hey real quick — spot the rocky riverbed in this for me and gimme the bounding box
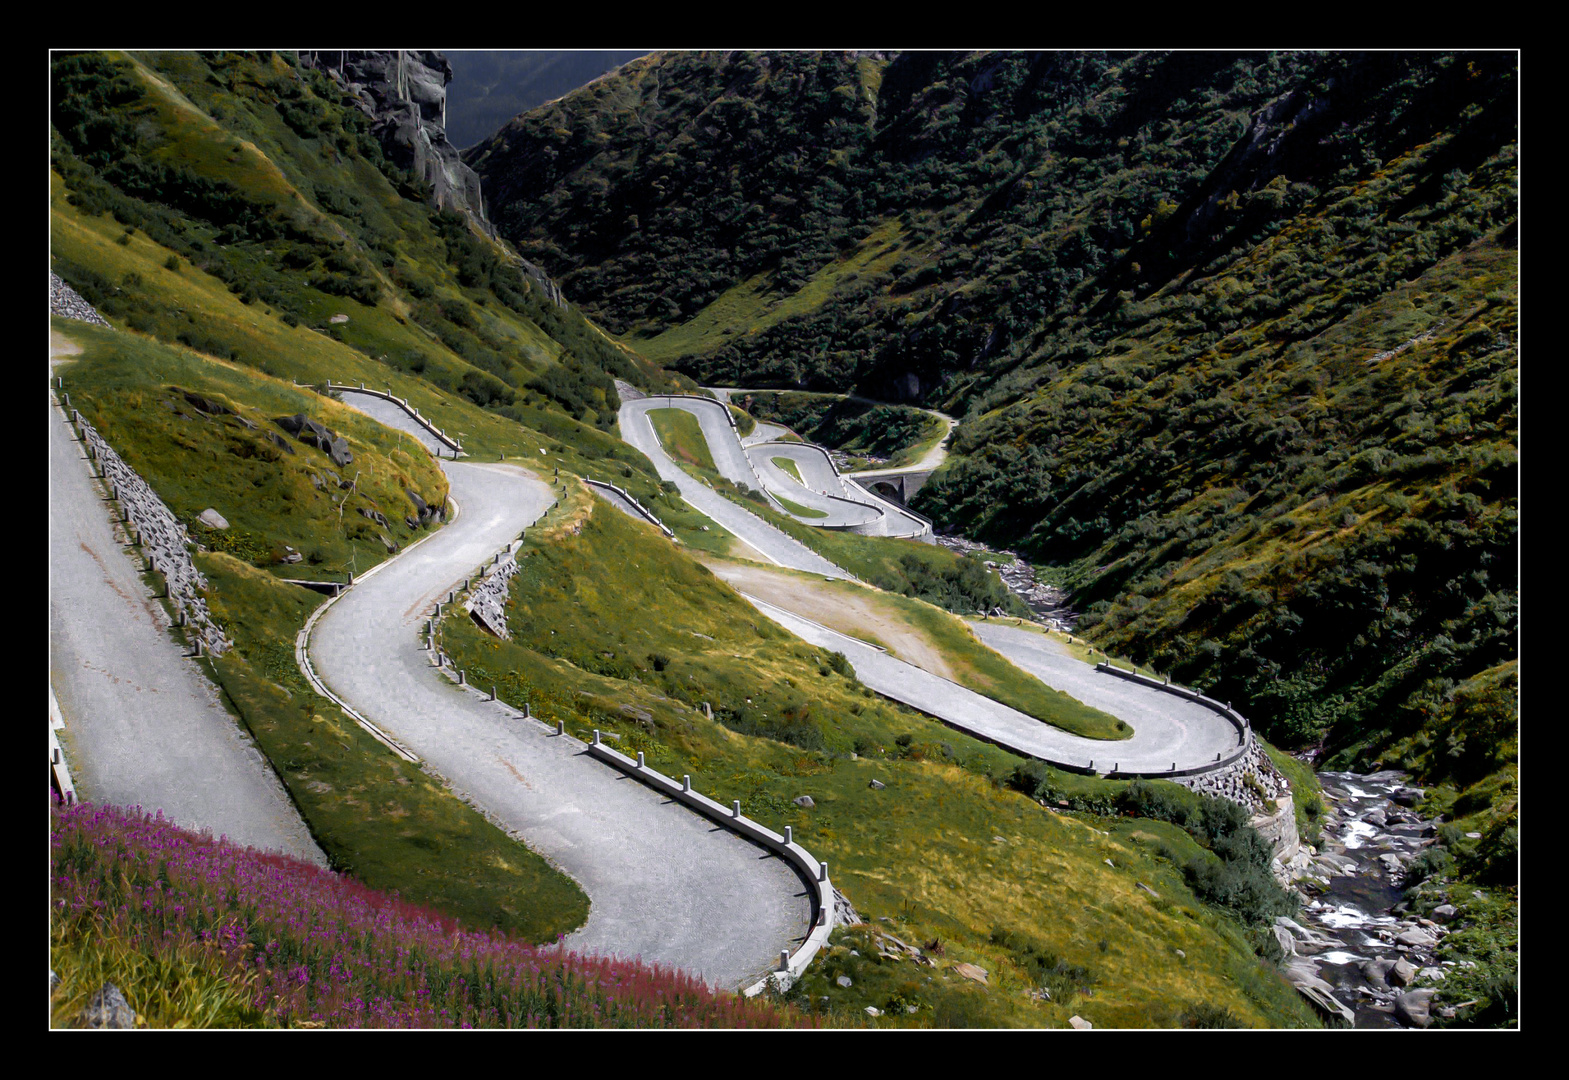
[934,534,1078,631]
[1275,769,1470,1028]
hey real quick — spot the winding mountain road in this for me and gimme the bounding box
[746,443,882,529]
[317,393,812,990]
[619,393,1243,776]
[618,396,851,578]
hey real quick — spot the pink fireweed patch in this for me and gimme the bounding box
[50,797,813,1029]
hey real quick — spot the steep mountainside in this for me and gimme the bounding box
[298,50,489,228]
[444,51,651,150]
[50,50,689,430]
[471,50,1517,808]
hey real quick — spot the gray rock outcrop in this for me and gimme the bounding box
[1395,988,1437,1028]
[299,52,566,305]
[274,414,353,468]
[833,887,863,927]
[1283,959,1355,1025]
[79,982,135,1029]
[297,51,488,229]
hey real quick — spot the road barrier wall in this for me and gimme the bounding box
[1094,662,1255,778]
[325,383,463,455]
[67,403,231,657]
[581,734,835,996]
[584,479,675,537]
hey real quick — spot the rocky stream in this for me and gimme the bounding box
[1275,769,1473,1028]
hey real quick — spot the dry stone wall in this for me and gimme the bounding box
[464,541,522,639]
[74,413,231,656]
[50,272,113,328]
[1171,737,1291,814]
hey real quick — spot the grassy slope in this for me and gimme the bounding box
[50,167,583,468]
[52,320,589,942]
[771,456,805,484]
[124,49,566,372]
[56,320,448,578]
[629,220,911,365]
[715,484,1030,619]
[647,407,719,473]
[51,909,282,1029]
[768,492,829,519]
[728,402,756,437]
[438,491,1319,1028]
[699,558,1132,741]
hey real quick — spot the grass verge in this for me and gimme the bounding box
[200,552,589,942]
[772,456,805,484]
[699,557,1130,740]
[649,407,719,473]
[769,491,829,519]
[436,494,1320,1028]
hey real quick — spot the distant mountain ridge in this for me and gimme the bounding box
[466,50,1518,796]
[444,51,650,150]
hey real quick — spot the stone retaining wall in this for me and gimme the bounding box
[71,408,231,657]
[1170,737,1292,815]
[1093,661,1290,807]
[464,541,523,639]
[50,272,113,328]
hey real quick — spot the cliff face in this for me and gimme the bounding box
[300,50,489,228]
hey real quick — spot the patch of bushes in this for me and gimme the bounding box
[988,928,1097,1006]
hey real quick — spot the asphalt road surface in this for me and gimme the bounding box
[48,376,325,864]
[619,398,850,579]
[744,597,1239,773]
[318,404,811,989]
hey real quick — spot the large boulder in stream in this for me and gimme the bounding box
[1284,959,1355,1026]
[1395,988,1437,1028]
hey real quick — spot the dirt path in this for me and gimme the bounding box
[51,328,83,363]
[697,556,959,681]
